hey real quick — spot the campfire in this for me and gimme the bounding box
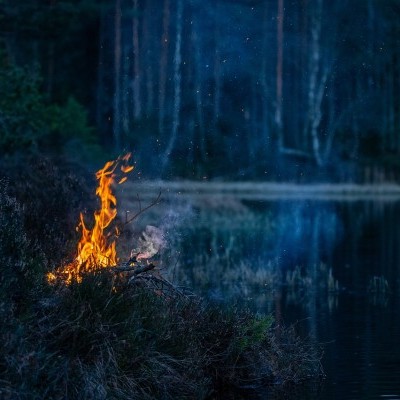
[48,153,136,284]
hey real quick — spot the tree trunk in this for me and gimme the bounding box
[213,0,221,131]
[162,0,183,171]
[260,1,270,156]
[192,17,206,163]
[275,0,284,150]
[306,0,325,166]
[96,4,106,131]
[113,0,122,151]
[367,0,374,90]
[158,0,170,136]
[323,76,336,162]
[143,0,154,117]
[300,0,309,148]
[132,0,141,120]
[388,62,395,150]
[122,45,130,135]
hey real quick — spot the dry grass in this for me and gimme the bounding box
[0,161,323,399]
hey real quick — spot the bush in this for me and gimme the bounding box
[0,162,322,399]
[0,182,45,311]
[0,156,92,266]
[0,270,322,399]
[0,59,48,153]
[0,53,101,160]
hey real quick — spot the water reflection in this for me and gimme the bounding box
[168,198,400,399]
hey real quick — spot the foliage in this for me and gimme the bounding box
[0,271,321,399]
[0,59,48,153]
[49,97,94,143]
[0,182,45,311]
[2,0,400,180]
[0,53,100,159]
[0,156,91,265]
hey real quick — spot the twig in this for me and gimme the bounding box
[123,191,162,227]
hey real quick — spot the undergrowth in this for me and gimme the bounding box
[0,272,322,399]
[0,163,323,399]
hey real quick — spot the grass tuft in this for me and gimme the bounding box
[0,163,323,399]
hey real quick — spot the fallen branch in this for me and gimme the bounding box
[100,259,155,273]
[113,263,156,275]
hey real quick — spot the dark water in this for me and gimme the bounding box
[177,199,400,399]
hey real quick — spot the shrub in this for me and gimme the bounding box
[0,268,322,399]
[0,59,48,153]
[0,182,45,311]
[0,53,100,160]
[0,156,92,266]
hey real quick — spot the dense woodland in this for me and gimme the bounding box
[1,0,400,181]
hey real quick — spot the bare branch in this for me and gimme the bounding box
[123,191,162,226]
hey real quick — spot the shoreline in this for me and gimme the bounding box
[120,180,400,201]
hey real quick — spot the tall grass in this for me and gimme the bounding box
[1,271,322,399]
[0,162,323,399]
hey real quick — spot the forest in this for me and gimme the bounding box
[2,1,400,398]
[1,0,400,181]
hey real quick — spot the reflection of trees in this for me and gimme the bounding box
[164,199,400,396]
[336,201,400,291]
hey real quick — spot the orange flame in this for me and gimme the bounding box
[49,154,134,284]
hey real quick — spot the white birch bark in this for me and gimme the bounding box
[162,0,183,170]
[158,0,170,135]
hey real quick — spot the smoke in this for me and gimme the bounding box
[134,225,166,260]
[133,204,194,261]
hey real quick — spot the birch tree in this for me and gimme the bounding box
[132,0,141,120]
[305,0,328,166]
[158,0,170,136]
[162,0,183,171]
[192,17,207,163]
[143,0,154,117]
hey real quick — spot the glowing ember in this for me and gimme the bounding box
[49,153,134,284]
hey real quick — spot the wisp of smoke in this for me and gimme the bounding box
[134,225,166,260]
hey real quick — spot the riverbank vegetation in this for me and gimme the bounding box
[0,160,322,399]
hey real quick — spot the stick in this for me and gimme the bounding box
[110,263,156,275]
[123,191,162,226]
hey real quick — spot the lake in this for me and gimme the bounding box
[122,184,400,398]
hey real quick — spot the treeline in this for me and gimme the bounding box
[1,0,400,181]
